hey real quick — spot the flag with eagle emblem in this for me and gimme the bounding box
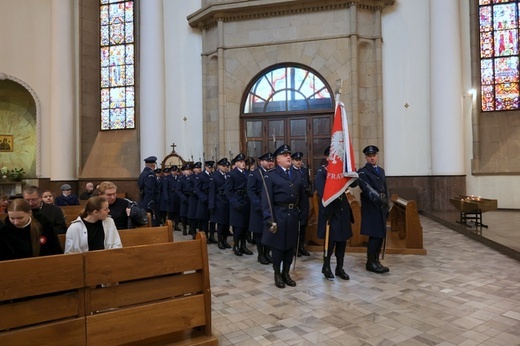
[322,101,358,207]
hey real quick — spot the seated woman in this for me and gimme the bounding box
[64,196,122,253]
[0,198,63,261]
[41,189,55,205]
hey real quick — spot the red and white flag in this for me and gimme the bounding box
[322,101,358,207]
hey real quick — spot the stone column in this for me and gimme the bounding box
[50,0,76,180]
[430,0,464,175]
[140,0,166,162]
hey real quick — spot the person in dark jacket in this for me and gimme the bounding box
[358,145,390,274]
[262,145,306,289]
[225,154,252,256]
[195,161,215,243]
[315,146,356,280]
[0,198,62,261]
[23,186,67,235]
[209,158,231,249]
[54,184,80,206]
[138,156,161,226]
[247,152,274,265]
[176,164,192,235]
[291,152,311,257]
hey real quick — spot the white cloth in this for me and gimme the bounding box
[64,216,122,254]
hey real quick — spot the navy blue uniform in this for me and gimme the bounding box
[176,174,190,219]
[225,167,251,255]
[247,167,267,234]
[209,170,231,249]
[261,165,306,251]
[358,162,388,238]
[138,166,160,224]
[195,170,212,230]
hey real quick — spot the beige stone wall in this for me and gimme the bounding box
[191,0,390,162]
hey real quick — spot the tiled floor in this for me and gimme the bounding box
[177,215,520,345]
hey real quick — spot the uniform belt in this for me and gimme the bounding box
[275,202,296,209]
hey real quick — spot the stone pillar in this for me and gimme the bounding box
[140,0,166,162]
[430,0,464,175]
[50,0,76,180]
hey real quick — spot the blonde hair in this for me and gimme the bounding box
[8,199,42,256]
[97,181,117,195]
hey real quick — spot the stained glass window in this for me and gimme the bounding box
[479,0,520,111]
[244,66,333,113]
[100,0,135,130]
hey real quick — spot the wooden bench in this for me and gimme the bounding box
[83,232,217,345]
[0,232,217,345]
[58,220,173,251]
[60,205,85,227]
[0,254,86,346]
[388,194,426,254]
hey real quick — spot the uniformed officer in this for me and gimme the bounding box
[209,158,231,249]
[225,153,252,256]
[195,161,215,243]
[315,146,356,280]
[159,167,171,224]
[358,145,390,274]
[262,144,306,289]
[187,162,203,239]
[247,152,274,265]
[291,152,311,257]
[176,163,192,235]
[138,156,161,226]
[168,165,181,231]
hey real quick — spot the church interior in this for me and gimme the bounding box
[1,0,520,344]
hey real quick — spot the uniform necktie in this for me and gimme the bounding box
[375,166,380,174]
[286,169,290,178]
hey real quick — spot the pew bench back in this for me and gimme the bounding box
[0,254,86,346]
[83,232,216,345]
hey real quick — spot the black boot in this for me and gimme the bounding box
[240,238,253,255]
[217,234,225,250]
[232,238,242,256]
[257,244,269,265]
[246,231,252,244]
[182,223,187,236]
[322,256,334,279]
[335,257,350,280]
[282,264,296,287]
[208,231,217,244]
[264,246,273,263]
[366,254,385,274]
[274,266,285,289]
[298,235,310,257]
[205,231,210,244]
[376,253,390,272]
[222,235,231,248]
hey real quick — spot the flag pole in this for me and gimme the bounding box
[323,79,343,258]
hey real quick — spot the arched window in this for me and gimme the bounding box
[479,0,520,111]
[100,0,135,130]
[241,64,334,174]
[244,65,333,113]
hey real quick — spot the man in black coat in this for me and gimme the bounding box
[138,156,161,226]
[262,144,306,289]
[225,153,252,256]
[247,152,274,265]
[195,161,215,243]
[23,186,67,234]
[358,145,390,274]
[291,152,311,257]
[176,164,192,235]
[209,158,231,249]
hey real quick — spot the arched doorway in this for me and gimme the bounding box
[240,64,334,179]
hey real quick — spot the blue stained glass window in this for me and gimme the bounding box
[100,0,135,130]
[479,0,520,111]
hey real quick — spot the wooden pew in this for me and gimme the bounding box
[83,232,218,345]
[0,254,86,346]
[58,220,173,250]
[346,192,365,247]
[60,205,85,227]
[388,194,426,254]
